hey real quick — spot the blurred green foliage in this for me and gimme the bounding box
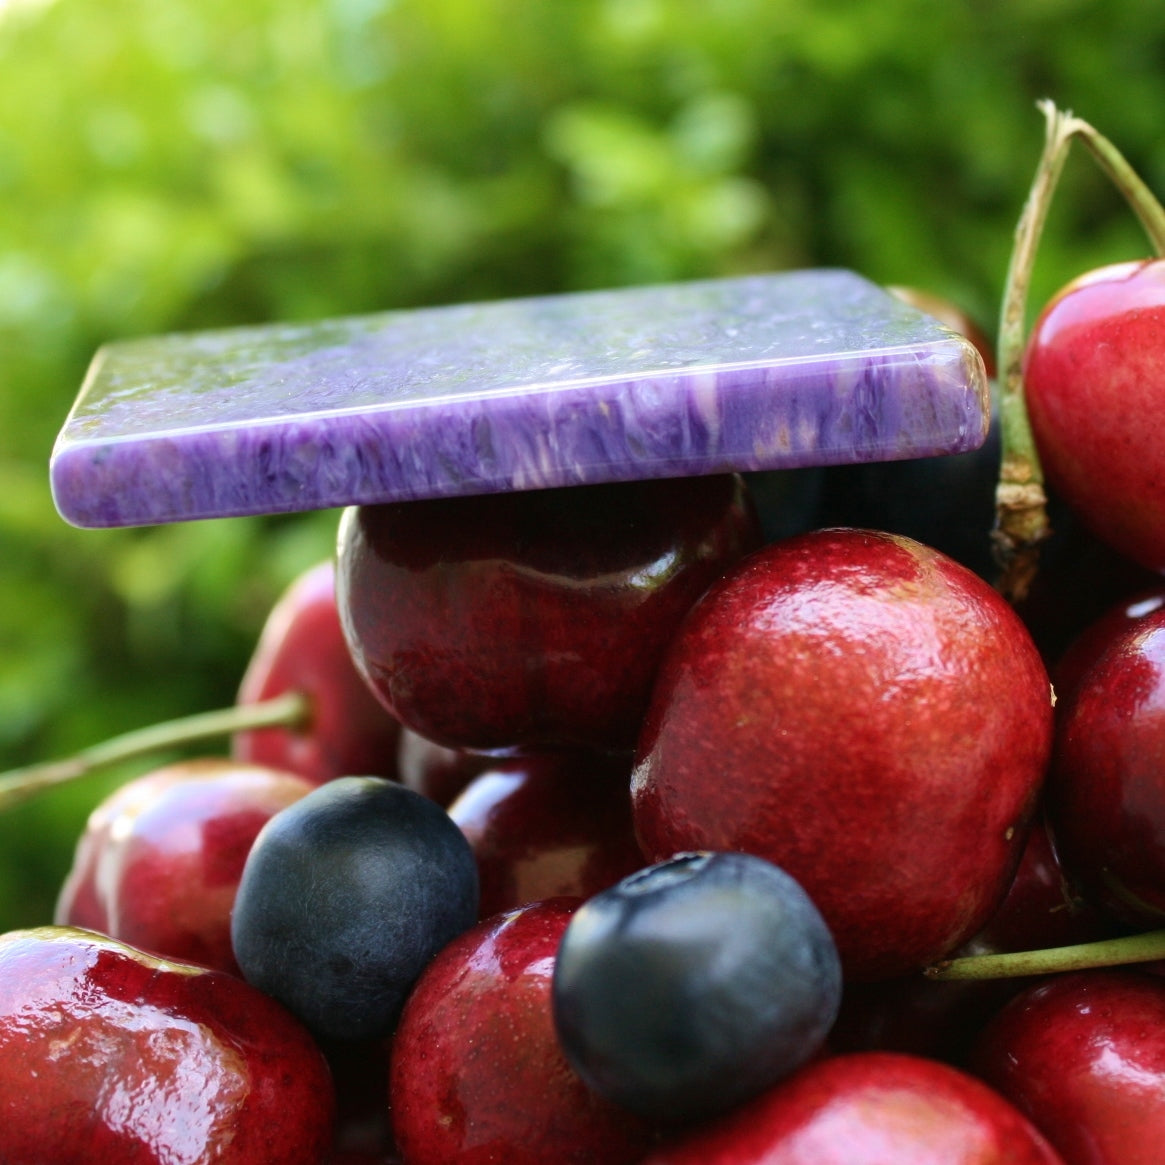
[2,0,1164,929]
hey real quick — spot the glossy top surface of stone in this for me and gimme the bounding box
[51,268,990,527]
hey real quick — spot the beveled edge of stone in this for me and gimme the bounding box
[50,274,990,529]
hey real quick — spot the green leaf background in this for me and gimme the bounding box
[2,0,1163,929]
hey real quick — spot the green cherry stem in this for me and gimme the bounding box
[1070,116,1165,257]
[0,690,311,812]
[925,928,1165,982]
[992,99,1076,603]
[993,101,1165,603]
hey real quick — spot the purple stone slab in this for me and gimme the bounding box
[50,268,989,528]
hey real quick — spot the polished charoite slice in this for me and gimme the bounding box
[50,268,989,528]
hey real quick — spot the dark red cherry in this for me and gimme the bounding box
[830,814,1114,1065]
[973,970,1165,1165]
[1052,587,1165,703]
[389,898,659,1165]
[233,560,402,784]
[447,751,644,919]
[55,758,313,975]
[632,529,1054,980]
[396,726,495,806]
[0,926,335,1164]
[828,937,1015,1068]
[335,474,760,753]
[973,810,1116,957]
[1046,602,1165,928]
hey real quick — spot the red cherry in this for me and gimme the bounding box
[396,726,495,806]
[1024,258,1165,572]
[829,939,1016,1067]
[335,475,761,753]
[389,898,659,1164]
[830,813,1113,1065]
[53,766,189,937]
[1046,602,1165,927]
[632,528,1054,980]
[1052,586,1165,703]
[0,926,335,1164]
[973,810,1116,956]
[55,757,313,975]
[447,752,644,919]
[233,560,402,784]
[973,970,1165,1165]
[640,1052,1063,1164]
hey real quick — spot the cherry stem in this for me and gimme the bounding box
[925,928,1165,982]
[992,100,1076,603]
[1070,118,1165,257]
[993,101,1165,602]
[0,690,311,812]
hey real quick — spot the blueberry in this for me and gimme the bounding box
[551,850,841,1124]
[230,775,479,1042]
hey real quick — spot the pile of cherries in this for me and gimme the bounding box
[5,105,1165,1164]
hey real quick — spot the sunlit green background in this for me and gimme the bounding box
[2,0,1163,930]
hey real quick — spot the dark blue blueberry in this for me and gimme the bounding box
[230,775,479,1042]
[551,850,841,1124]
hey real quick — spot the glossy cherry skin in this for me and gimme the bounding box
[396,726,496,806]
[1046,603,1165,927]
[55,758,314,976]
[53,768,190,937]
[336,474,760,753]
[233,560,402,784]
[1052,587,1165,705]
[1024,258,1165,572]
[632,529,1054,980]
[0,926,335,1164]
[389,898,659,1165]
[974,810,1116,956]
[830,813,1115,1065]
[973,970,1165,1165]
[640,1052,1064,1164]
[447,751,644,919]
